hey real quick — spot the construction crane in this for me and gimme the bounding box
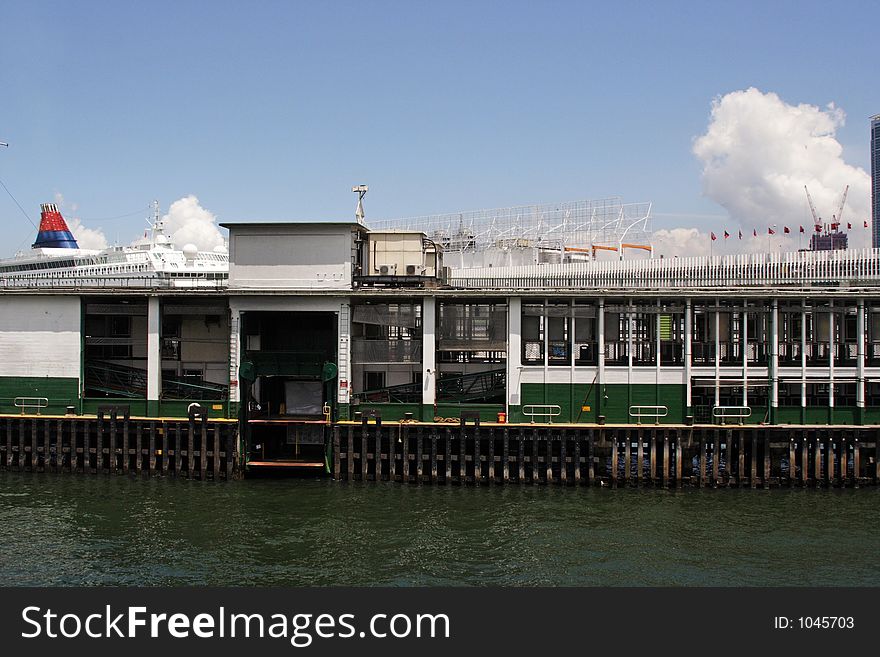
[832,185,849,227]
[804,185,821,232]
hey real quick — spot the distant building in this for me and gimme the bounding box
[873,114,880,248]
[810,230,848,251]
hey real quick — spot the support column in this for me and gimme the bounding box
[801,300,807,424]
[228,306,241,414]
[829,300,835,423]
[598,298,605,420]
[857,299,865,424]
[422,296,437,421]
[507,296,522,421]
[770,299,779,424]
[337,301,351,419]
[714,298,721,410]
[685,299,692,416]
[147,296,161,416]
[742,304,748,409]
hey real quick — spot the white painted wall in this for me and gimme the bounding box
[0,296,81,377]
[228,225,356,289]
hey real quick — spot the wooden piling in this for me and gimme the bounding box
[587,429,595,485]
[332,426,341,479]
[853,432,861,487]
[649,428,656,484]
[487,427,495,484]
[431,430,438,483]
[699,429,706,488]
[518,428,525,482]
[445,428,453,483]
[199,420,207,480]
[814,430,822,489]
[801,429,809,487]
[636,428,644,487]
[611,430,619,489]
[675,430,683,488]
[346,425,354,481]
[416,426,424,484]
[712,429,720,487]
[531,428,539,485]
[749,429,757,489]
[402,424,410,483]
[458,424,466,484]
[738,430,745,488]
[388,426,397,482]
[661,429,669,488]
[840,431,848,488]
[763,432,770,489]
[502,427,510,484]
[374,424,381,482]
[573,431,580,486]
[212,425,220,480]
[360,421,368,482]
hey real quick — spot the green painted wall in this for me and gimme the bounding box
[81,398,147,416]
[435,403,504,422]
[0,377,79,415]
[519,383,684,424]
[351,403,422,422]
[830,407,858,425]
[158,400,230,419]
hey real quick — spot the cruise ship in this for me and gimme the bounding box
[0,202,228,288]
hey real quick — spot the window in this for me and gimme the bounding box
[363,371,385,391]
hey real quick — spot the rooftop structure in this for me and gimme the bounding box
[872,114,880,248]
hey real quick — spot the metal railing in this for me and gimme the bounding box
[450,248,880,290]
[522,404,562,423]
[14,397,49,415]
[712,405,752,424]
[628,405,668,424]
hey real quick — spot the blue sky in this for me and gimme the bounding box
[0,1,876,255]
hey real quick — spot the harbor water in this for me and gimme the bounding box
[1,471,878,587]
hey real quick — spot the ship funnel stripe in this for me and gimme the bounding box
[32,203,79,249]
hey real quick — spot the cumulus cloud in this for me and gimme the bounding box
[53,192,108,250]
[162,195,226,252]
[692,87,871,247]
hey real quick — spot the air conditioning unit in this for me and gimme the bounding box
[378,264,397,275]
[405,264,417,275]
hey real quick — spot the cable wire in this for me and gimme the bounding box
[0,176,37,229]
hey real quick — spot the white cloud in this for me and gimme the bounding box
[692,87,871,248]
[53,192,108,250]
[162,195,225,252]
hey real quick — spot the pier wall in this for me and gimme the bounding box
[332,422,880,488]
[0,415,241,480]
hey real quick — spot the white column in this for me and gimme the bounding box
[147,296,161,406]
[422,296,437,408]
[742,304,748,407]
[507,296,522,411]
[714,299,721,408]
[598,298,605,385]
[857,299,865,410]
[829,300,835,409]
[337,301,351,406]
[770,299,779,416]
[684,299,692,409]
[801,301,807,409]
[228,306,241,404]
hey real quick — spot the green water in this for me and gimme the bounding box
[0,472,878,586]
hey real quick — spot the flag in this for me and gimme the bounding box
[738,230,742,240]
[710,231,717,241]
[815,225,822,233]
[831,222,839,230]
[799,225,805,233]
[768,227,775,235]
[847,222,852,230]
[723,230,730,239]
[783,226,790,234]
[753,228,757,237]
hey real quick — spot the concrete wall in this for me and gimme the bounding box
[0,296,80,378]
[228,224,357,289]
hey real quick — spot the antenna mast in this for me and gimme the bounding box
[352,185,368,225]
